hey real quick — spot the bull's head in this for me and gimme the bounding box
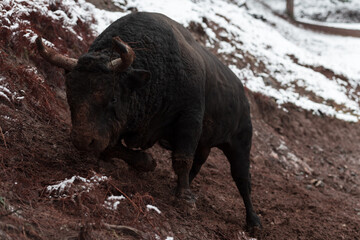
[36,36,150,153]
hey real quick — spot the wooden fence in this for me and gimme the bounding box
[283,0,360,37]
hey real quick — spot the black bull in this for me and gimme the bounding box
[36,12,261,228]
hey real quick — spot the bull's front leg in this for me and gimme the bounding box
[171,113,203,205]
[100,143,156,172]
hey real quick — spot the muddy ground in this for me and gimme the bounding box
[0,1,360,240]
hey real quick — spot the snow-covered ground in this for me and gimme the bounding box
[260,0,360,30]
[0,75,12,104]
[1,0,359,121]
[243,0,360,121]
[262,0,360,23]
[0,0,121,44]
[0,74,23,106]
[294,0,360,23]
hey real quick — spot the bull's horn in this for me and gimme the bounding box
[36,37,77,71]
[107,36,135,72]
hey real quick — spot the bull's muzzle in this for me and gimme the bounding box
[70,129,108,153]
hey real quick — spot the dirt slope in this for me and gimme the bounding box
[0,1,359,240]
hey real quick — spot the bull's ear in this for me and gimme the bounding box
[126,69,151,90]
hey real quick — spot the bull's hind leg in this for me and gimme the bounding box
[220,128,261,228]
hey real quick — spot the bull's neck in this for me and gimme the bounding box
[124,91,155,133]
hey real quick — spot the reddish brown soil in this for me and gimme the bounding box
[1,1,360,240]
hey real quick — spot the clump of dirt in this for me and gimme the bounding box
[1,1,360,240]
[187,20,207,45]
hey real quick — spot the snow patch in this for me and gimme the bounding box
[0,75,23,104]
[104,195,125,210]
[146,204,161,214]
[46,172,108,198]
[155,234,173,240]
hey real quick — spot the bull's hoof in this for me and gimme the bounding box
[246,212,262,229]
[176,188,196,201]
[130,152,157,172]
[175,188,196,212]
[176,189,196,216]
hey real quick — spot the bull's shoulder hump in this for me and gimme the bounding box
[88,12,177,52]
[110,11,178,28]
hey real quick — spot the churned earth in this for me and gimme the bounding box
[0,0,359,239]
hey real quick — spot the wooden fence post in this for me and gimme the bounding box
[286,0,294,19]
